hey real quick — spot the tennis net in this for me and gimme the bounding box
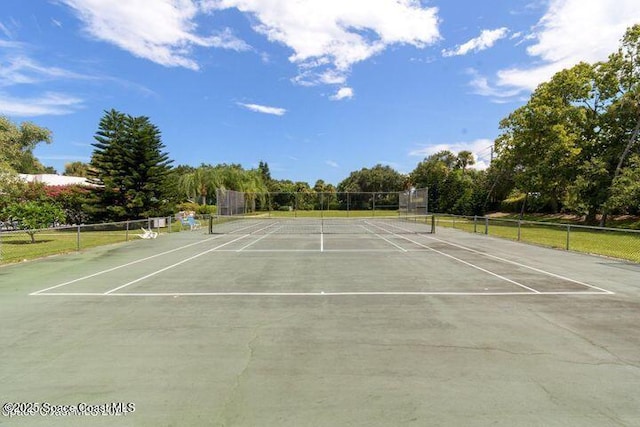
[209,215,435,235]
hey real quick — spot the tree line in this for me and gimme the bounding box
[1,25,639,231]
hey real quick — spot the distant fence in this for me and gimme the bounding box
[0,215,209,265]
[436,214,640,264]
[215,189,429,217]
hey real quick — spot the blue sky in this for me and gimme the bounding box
[2,0,639,185]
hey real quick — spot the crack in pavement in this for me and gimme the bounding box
[532,311,640,370]
[216,312,297,426]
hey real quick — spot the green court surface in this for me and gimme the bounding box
[2,218,640,426]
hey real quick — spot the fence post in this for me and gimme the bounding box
[566,224,571,250]
[473,215,477,233]
[126,221,130,241]
[517,219,521,241]
[347,192,350,217]
[76,224,81,251]
[485,217,489,235]
[168,216,172,233]
[372,192,376,216]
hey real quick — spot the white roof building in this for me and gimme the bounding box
[19,174,91,186]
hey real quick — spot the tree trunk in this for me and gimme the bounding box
[519,193,528,220]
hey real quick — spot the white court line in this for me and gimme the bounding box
[29,234,227,295]
[30,220,270,296]
[236,223,282,251]
[219,249,409,253]
[33,291,612,297]
[103,233,254,295]
[364,221,540,293]
[422,232,613,294]
[379,221,613,294]
[360,223,407,252]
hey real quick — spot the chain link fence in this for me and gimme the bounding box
[0,217,187,265]
[214,190,428,218]
[435,214,640,263]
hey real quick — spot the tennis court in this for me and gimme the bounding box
[2,215,640,425]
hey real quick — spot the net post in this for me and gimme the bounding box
[566,224,571,250]
[431,214,436,234]
[77,224,81,251]
[208,216,213,234]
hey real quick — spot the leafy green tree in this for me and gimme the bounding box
[258,161,274,190]
[88,109,173,221]
[0,116,52,174]
[494,25,640,222]
[63,161,91,177]
[4,201,65,243]
[410,151,455,213]
[607,154,640,215]
[337,164,405,210]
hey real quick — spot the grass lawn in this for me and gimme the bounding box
[436,215,640,264]
[0,228,171,264]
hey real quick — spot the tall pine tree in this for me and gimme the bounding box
[88,109,173,221]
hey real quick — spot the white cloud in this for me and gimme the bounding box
[237,102,286,116]
[442,27,508,57]
[0,91,83,116]
[0,56,94,87]
[467,69,528,102]
[409,138,494,170]
[326,160,339,168]
[59,0,250,70]
[204,0,440,84]
[330,87,354,101]
[478,0,640,99]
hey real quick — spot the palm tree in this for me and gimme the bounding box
[456,150,475,172]
[178,166,222,205]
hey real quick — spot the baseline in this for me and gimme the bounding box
[32,291,610,297]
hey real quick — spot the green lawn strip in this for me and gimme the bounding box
[0,229,161,264]
[435,215,640,263]
[494,213,640,230]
